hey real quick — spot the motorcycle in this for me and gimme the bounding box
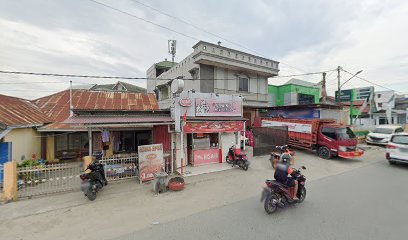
[80,160,108,201]
[260,166,307,214]
[270,145,295,169]
[226,145,250,171]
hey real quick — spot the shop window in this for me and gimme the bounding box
[112,131,152,154]
[55,132,89,160]
[322,127,337,139]
[239,77,249,92]
[379,117,388,125]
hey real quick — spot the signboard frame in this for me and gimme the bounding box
[137,144,164,183]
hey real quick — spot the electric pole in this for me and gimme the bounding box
[337,66,341,102]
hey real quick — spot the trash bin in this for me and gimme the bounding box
[152,172,168,194]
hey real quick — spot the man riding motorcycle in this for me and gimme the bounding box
[273,156,299,201]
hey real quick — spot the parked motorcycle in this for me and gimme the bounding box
[226,145,250,171]
[270,145,295,169]
[80,160,108,201]
[260,166,307,214]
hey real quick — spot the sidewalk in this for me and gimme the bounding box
[0,147,384,240]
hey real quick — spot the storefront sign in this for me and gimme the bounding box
[193,148,219,166]
[179,98,192,107]
[335,89,352,102]
[195,98,242,116]
[261,120,312,133]
[184,121,244,133]
[138,144,164,182]
[266,109,320,119]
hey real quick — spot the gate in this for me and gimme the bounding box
[252,126,288,156]
[17,162,83,198]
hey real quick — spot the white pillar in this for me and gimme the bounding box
[88,127,92,156]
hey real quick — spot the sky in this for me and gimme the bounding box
[0,0,407,99]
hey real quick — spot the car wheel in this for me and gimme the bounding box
[318,146,332,160]
[389,160,396,165]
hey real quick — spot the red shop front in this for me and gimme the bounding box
[184,121,244,167]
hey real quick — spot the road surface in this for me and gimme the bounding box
[114,160,408,240]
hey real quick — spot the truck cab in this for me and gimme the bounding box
[317,125,363,159]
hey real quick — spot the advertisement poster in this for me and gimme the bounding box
[262,120,312,133]
[138,144,164,182]
[184,121,244,133]
[195,98,242,116]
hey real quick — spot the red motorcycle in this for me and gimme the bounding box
[226,146,249,171]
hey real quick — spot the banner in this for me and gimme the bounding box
[184,121,244,133]
[195,98,242,116]
[138,144,164,182]
[261,120,312,133]
[193,149,219,166]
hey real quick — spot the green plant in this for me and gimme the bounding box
[18,159,40,168]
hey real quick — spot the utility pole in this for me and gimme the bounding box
[337,66,341,102]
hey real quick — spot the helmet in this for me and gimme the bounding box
[280,153,291,164]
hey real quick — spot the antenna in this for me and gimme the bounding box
[168,40,176,63]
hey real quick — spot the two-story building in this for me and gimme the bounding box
[147,41,280,126]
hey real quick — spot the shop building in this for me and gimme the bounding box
[34,89,169,161]
[172,91,246,175]
[147,40,279,127]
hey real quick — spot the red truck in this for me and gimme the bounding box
[260,118,364,159]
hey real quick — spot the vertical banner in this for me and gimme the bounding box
[138,144,164,182]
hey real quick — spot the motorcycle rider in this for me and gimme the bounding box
[273,157,299,201]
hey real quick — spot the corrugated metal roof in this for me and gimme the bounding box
[64,115,173,124]
[33,90,159,122]
[0,94,51,127]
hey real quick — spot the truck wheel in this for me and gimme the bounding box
[318,146,331,159]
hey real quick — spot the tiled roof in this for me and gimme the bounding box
[33,90,159,122]
[0,94,50,127]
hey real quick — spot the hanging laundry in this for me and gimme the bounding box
[102,130,110,143]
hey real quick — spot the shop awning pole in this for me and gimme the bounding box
[88,127,92,157]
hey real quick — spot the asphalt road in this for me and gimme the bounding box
[114,160,408,240]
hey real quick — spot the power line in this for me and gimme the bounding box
[91,0,310,76]
[340,68,407,94]
[129,0,306,73]
[88,0,199,41]
[0,69,337,82]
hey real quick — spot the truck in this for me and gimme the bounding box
[260,118,364,159]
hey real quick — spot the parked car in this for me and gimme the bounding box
[386,133,408,164]
[366,125,405,145]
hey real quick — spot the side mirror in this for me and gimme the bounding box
[301,166,306,170]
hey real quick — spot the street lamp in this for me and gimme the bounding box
[340,70,363,89]
[338,70,363,125]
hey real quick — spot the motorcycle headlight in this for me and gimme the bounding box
[339,146,347,152]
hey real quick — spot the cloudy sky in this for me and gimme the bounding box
[0,0,407,99]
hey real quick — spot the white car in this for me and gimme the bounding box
[366,125,405,145]
[386,133,408,164]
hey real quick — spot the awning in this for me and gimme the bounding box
[63,115,173,124]
[184,121,244,133]
[186,116,247,122]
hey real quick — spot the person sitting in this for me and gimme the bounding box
[273,161,299,201]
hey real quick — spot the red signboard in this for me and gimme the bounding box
[184,121,244,133]
[193,149,219,166]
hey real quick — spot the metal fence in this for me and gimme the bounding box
[100,154,138,182]
[17,163,83,198]
[253,126,288,156]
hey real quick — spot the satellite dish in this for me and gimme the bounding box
[171,79,184,94]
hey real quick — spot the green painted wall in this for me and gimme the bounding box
[268,84,321,106]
